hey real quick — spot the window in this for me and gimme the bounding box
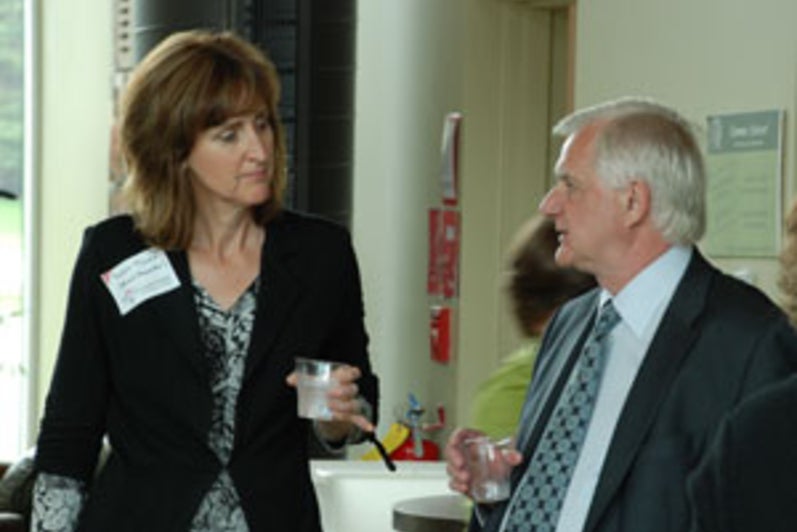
[0,0,29,461]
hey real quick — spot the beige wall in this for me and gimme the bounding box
[574,0,797,300]
[453,2,567,428]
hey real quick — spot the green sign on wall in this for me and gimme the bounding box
[703,110,783,257]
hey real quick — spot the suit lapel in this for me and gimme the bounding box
[244,216,302,380]
[584,252,715,532]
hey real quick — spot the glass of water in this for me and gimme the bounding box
[294,357,343,420]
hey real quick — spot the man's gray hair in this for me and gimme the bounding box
[554,97,706,245]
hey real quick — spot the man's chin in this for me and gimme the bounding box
[554,248,574,268]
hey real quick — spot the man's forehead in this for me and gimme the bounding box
[556,123,601,172]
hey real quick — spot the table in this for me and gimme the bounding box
[392,494,470,532]
[0,513,24,532]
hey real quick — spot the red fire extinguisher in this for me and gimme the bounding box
[390,394,445,461]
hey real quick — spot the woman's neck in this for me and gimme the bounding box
[191,207,264,261]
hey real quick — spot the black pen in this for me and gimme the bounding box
[365,431,397,472]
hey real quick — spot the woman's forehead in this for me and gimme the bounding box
[201,91,269,126]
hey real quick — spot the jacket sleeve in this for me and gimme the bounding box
[323,231,379,426]
[35,226,110,482]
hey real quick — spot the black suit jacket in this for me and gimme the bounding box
[473,250,797,532]
[35,211,379,532]
[688,375,797,532]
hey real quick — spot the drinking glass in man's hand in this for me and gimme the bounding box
[463,435,514,503]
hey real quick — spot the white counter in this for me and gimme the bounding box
[310,460,453,532]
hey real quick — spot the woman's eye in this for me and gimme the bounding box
[217,129,238,143]
[255,116,271,131]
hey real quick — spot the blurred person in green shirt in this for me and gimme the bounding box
[470,215,595,439]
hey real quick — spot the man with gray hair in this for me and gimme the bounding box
[446,97,797,532]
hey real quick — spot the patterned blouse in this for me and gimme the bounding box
[31,279,259,532]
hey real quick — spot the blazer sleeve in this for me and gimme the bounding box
[322,230,379,424]
[35,226,109,481]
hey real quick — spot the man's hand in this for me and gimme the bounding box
[445,428,523,499]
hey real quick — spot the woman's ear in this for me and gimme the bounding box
[180,159,192,178]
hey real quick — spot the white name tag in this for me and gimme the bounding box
[101,248,181,315]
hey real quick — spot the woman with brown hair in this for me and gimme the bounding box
[31,30,378,532]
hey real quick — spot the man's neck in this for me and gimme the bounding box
[598,241,673,295]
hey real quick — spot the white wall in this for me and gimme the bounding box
[34,0,112,418]
[574,0,797,299]
[352,0,464,441]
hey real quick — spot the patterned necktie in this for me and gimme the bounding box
[503,300,621,532]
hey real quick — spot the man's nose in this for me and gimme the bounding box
[539,184,562,215]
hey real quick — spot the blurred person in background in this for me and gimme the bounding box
[470,215,595,440]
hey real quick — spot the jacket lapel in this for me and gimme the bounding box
[584,252,714,531]
[149,249,207,379]
[244,216,302,381]
[144,215,302,384]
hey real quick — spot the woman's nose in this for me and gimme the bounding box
[244,125,269,160]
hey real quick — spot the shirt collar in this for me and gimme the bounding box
[599,245,692,339]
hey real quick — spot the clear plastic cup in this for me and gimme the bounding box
[295,357,342,420]
[463,435,514,503]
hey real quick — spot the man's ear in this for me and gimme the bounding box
[623,179,651,227]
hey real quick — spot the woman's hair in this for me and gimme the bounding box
[119,30,287,249]
[779,200,797,327]
[506,215,596,337]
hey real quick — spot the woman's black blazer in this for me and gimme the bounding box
[35,210,379,531]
